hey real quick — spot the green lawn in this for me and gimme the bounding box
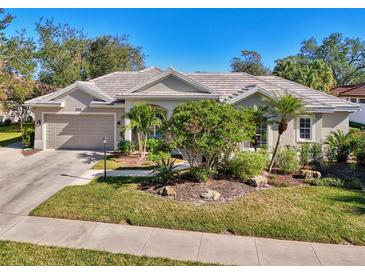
[0,124,22,147]
[0,241,208,266]
[31,176,365,245]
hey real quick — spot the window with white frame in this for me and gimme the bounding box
[349,97,358,103]
[299,117,311,140]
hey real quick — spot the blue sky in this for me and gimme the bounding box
[5,8,365,72]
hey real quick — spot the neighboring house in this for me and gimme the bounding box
[24,67,359,151]
[332,83,365,125]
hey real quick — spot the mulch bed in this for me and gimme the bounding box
[140,178,257,204]
[110,152,155,168]
[21,148,41,157]
[267,170,307,187]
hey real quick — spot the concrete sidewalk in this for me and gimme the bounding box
[0,213,364,265]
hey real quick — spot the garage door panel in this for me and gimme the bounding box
[45,114,114,150]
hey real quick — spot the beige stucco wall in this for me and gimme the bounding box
[233,94,350,150]
[234,93,268,108]
[141,76,201,93]
[32,89,124,149]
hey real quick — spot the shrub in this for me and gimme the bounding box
[354,139,365,165]
[153,158,178,185]
[310,143,323,164]
[326,130,351,162]
[275,146,300,174]
[3,118,12,126]
[299,143,310,167]
[147,151,171,162]
[188,167,216,183]
[307,177,344,188]
[118,140,135,155]
[231,150,267,181]
[21,127,35,148]
[307,177,363,190]
[343,178,363,190]
[147,138,170,154]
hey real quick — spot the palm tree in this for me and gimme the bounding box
[124,104,165,159]
[267,94,305,173]
[326,130,351,162]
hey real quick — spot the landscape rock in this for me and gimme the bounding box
[300,169,321,179]
[158,186,177,197]
[200,189,221,201]
[247,175,268,187]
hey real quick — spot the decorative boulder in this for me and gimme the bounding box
[159,186,177,197]
[247,175,268,187]
[200,189,221,201]
[300,169,321,179]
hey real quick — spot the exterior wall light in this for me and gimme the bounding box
[36,120,41,127]
[116,121,121,127]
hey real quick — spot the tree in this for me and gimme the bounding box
[86,35,145,79]
[124,104,165,159]
[36,19,89,88]
[267,94,305,173]
[300,33,365,86]
[0,10,36,128]
[273,56,336,92]
[230,50,270,75]
[165,100,255,169]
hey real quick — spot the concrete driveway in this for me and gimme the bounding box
[0,142,102,215]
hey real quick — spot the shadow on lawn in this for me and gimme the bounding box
[96,176,151,189]
[330,193,365,215]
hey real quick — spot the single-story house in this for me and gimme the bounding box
[25,67,359,151]
[332,83,365,125]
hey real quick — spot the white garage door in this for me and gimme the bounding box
[45,114,115,150]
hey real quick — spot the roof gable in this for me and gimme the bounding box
[44,81,114,103]
[124,68,218,95]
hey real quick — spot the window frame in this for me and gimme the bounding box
[349,97,358,103]
[297,116,314,143]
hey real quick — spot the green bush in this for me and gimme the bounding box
[275,146,300,174]
[299,143,310,166]
[147,151,171,162]
[354,139,365,165]
[118,140,136,155]
[21,126,35,148]
[147,138,170,154]
[307,177,344,187]
[188,167,216,183]
[231,150,267,181]
[307,177,363,190]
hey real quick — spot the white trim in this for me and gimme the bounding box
[124,67,218,95]
[41,111,117,151]
[24,101,65,108]
[296,115,315,143]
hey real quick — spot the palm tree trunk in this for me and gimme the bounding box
[137,131,143,158]
[268,133,282,173]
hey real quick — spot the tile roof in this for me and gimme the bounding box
[26,67,358,112]
[331,83,365,97]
